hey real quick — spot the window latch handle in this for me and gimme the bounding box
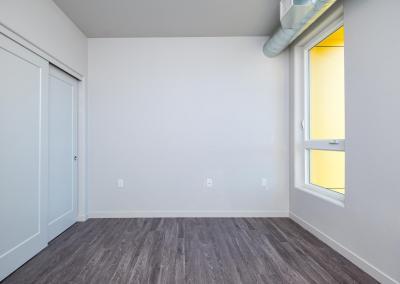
[329,140,340,145]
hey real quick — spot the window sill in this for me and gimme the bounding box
[295,185,345,208]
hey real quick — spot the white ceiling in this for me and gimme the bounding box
[53,0,281,38]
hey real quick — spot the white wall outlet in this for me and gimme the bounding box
[117,178,124,188]
[261,178,269,190]
[206,178,213,188]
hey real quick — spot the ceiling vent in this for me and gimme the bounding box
[263,0,337,57]
[280,0,314,29]
[280,0,294,19]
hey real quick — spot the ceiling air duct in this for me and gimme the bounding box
[263,0,337,57]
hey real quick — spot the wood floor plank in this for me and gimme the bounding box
[2,218,379,284]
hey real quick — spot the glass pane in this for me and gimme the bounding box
[309,150,345,194]
[309,26,345,140]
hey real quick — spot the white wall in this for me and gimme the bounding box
[290,1,400,283]
[0,0,87,76]
[88,37,289,217]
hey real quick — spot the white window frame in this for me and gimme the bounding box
[304,18,345,200]
[292,15,345,205]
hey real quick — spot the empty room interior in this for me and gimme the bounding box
[1,0,399,283]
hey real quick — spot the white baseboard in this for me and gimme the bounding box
[76,215,88,222]
[88,210,289,218]
[290,212,399,284]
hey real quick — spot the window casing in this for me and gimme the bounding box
[302,22,345,200]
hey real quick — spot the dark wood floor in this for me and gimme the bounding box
[3,218,378,284]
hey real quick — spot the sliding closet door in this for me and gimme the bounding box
[0,34,49,281]
[47,66,78,242]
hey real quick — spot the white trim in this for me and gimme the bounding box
[290,212,400,284]
[76,215,88,222]
[295,185,344,207]
[303,17,344,51]
[300,16,346,202]
[88,211,289,218]
[0,23,83,81]
[304,139,345,151]
[77,78,88,223]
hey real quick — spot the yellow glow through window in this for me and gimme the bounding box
[308,26,345,194]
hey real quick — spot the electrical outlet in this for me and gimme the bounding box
[261,178,269,190]
[206,178,213,188]
[117,178,124,188]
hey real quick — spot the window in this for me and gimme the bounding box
[304,25,345,197]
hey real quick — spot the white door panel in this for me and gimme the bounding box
[0,33,49,281]
[47,66,78,242]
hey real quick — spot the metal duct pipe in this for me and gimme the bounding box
[263,0,337,57]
